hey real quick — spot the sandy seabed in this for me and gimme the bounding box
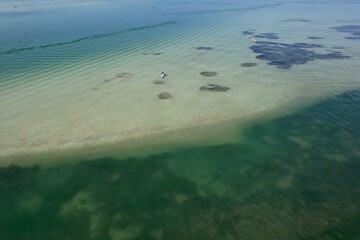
[1,0,360,165]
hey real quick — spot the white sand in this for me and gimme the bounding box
[1,0,360,164]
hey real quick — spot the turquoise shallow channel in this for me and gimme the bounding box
[0,90,359,239]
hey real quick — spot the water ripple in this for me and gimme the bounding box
[0,21,177,56]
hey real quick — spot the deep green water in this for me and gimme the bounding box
[1,90,359,240]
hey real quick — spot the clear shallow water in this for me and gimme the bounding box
[1,0,360,238]
[2,0,360,158]
[0,90,359,239]
[0,0,296,157]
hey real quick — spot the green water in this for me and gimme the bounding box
[0,91,359,239]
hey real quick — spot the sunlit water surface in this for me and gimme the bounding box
[0,0,360,239]
[1,90,359,239]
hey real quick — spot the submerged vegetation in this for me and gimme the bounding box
[249,41,350,69]
[332,25,360,40]
[0,91,359,239]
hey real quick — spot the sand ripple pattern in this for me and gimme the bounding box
[0,21,177,56]
[1,0,359,159]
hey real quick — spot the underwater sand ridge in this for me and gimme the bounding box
[0,38,355,163]
[0,90,359,239]
[1,1,360,166]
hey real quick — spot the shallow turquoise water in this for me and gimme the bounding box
[0,90,359,239]
[1,0,360,239]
